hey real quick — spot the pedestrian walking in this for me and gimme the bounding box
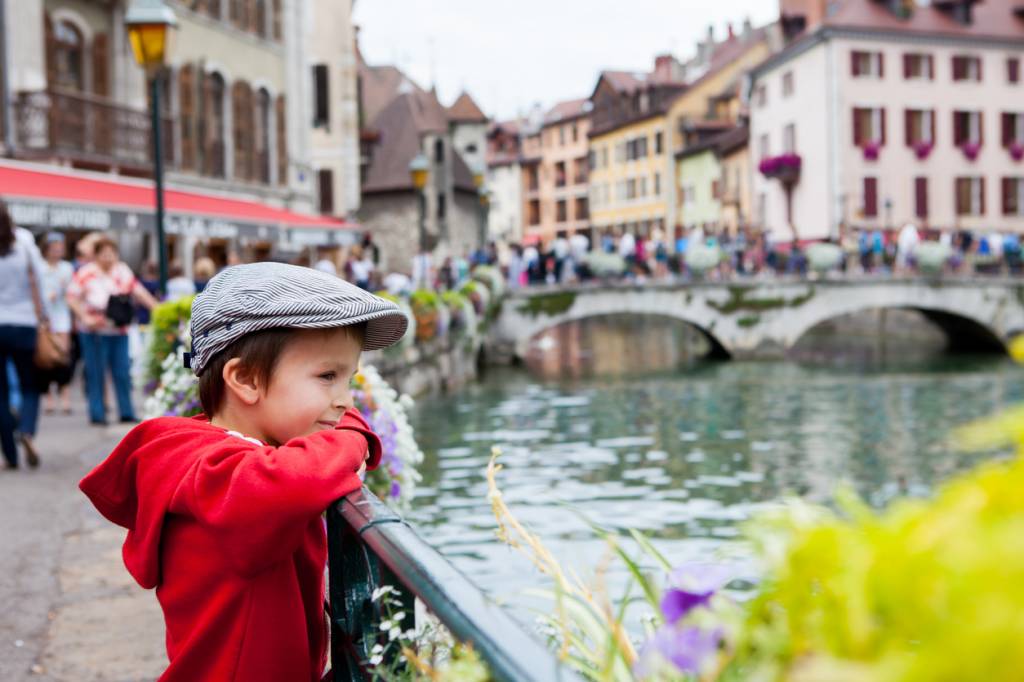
[66,236,158,426]
[35,233,76,416]
[79,262,408,681]
[0,200,46,468]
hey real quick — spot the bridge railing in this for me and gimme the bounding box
[327,487,585,682]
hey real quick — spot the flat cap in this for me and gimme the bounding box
[188,262,408,376]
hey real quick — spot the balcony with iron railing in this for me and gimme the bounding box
[11,88,175,171]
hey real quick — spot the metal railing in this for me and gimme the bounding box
[12,88,175,170]
[327,488,585,682]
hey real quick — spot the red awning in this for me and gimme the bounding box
[0,159,356,234]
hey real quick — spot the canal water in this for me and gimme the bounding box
[407,353,1024,609]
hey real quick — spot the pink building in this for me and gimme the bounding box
[750,0,1024,243]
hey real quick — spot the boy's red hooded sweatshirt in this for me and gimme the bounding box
[79,409,382,682]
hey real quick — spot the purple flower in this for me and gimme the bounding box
[913,141,934,160]
[961,141,982,161]
[389,480,402,498]
[660,563,733,624]
[862,141,881,161]
[1010,142,1024,162]
[635,625,722,677]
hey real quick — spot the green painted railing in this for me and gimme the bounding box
[327,488,586,682]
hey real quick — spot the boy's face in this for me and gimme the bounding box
[255,327,363,446]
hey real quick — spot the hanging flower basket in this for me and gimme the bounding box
[862,141,881,161]
[913,141,934,160]
[758,153,802,183]
[1010,142,1024,163]
[961,142,982,162]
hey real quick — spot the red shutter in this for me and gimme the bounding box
[953,56,964,81]
[979,177,986,215]
[864,177,878,217]
[1003,113,1013,148]
[954,111,965,146]
[905,109,914,146]
[977,57,983,82]
[915,177,928,218]
[978,112,984,146]
[927,55,935,80]
[852,51,860,77]
[853,108,863,146]
[276,94,287,186]
[1005,178,1014,216]
[179,65,196,171]
[1010,58,1021,84]
[903,54,912,79]
[955,179,965,215]
[880,108,887,145]
[878,53,884,79]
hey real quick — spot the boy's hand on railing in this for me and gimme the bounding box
[335,408,383,470]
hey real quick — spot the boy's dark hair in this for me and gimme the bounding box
[197,324,366,416]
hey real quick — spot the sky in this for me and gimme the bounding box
[353,0,779,121]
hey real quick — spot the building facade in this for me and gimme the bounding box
[486,119,523,243]
[521,98,591,243]
[0,0,348,271]
[750,0,1024,243]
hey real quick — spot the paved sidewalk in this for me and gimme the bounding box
[0,402,165,682]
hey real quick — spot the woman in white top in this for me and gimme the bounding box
[35,233,75,415]
[0,200,46,468]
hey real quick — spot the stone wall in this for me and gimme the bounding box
[365,336,483,397]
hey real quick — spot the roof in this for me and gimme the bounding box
[359,63,426,126]
[598,70,648,94]
[446,91,488,123]
[543,97,592,126]
[715,125,750,157]
[361,89,477,194]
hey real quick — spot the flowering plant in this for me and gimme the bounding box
[684,244,722,277]
[1009,142,1024,162]
[912,140,933,160]
[961,141,982,161]
[862,140,881,161]
[806,242,842,273]
[757,154,802,179]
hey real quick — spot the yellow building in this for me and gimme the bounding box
[587,60,685,241]
[665,25,776,235]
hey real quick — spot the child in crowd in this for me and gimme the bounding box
[79,263,408,681]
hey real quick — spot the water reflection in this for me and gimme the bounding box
[408,359,1022,605]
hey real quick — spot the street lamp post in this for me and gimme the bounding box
[125,0,177,295]
[471,162,486,251]
[409,152,430,253]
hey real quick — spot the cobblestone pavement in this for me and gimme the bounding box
[0,398,165,682]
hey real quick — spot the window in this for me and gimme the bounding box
[436,193,446,219]
[655,132,663,155]
[639,176,647,197]
[588,150,597,171]
[179,64,198,171]
[853,107,886,146]
[254,0,268,37]
[312,64,329,128]
[51,19,85,91]
[556,199,567,222]
[272,0,282,40]
[914,177,928,218]
[434,139,445,163]
[574,157,587,184]
[1002,112,1024,147]
[952,55,982,82]
[232,81,255,180]
[1009,57,1021,84]
[953,110,983,146]
[1003,178,1024,216]
[783,123,796,153]
[526,166,538,191]
[204,72,227,178]
[276,94,287,185]
[255,89,272,183]
[572,124,578,142]
[904,109,935,146]
[575,196,589,221]
[955,177,985,215]
[711,179,721,200]
[559,126,566,146]
[863,177,878,217]
[601,148,608,167]
[782,71,794,96]
[759,133,769,161]
[626,178,637,200]
[528,199,540,225]
[903,53,934,80]
[851,50,884,78]
[555,161,566,188]
[654,172,661,197]
[318,169,334,214]
[755,84,766,108]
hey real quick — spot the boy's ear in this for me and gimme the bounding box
[222,358,261,406]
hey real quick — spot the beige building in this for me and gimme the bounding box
[522,98,591,243]
[0,0,354,271]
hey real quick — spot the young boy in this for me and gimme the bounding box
[80,262,408,681]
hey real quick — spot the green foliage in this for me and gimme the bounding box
[145,296,195,386]
[410,289,441,311]
[708,286,815,315]
[517,291,578,317]
[736,315,760,328]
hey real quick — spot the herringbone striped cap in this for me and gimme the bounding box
[187,262,408,376]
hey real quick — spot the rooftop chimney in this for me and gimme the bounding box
[742,17,753,38]
[727,22,735,40]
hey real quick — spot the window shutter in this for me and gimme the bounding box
[92,33,109,97]
[853,108,863,146]
[880,108,887,144]
[955,179,965,215]
[878,53,884,78]
[318,168,334,215]
[272,0,282,40]
[276,94,287,185]
[864,177,878,217]
[179,65,196,171]
[977,57,983,82]
[954,111,965,146]
[979,177,986,215]
[915,177,928,218]
[905,109,914,146]
[1003,113,1013,148]
[1005,178,1014,216]
[927,55,934,80]
[953,56,964,81]
[44,13,57,88]
[978,111,984,146]
[903,54,912,79]
[233,82,253,181]
[851,51,860,77]
[1010,58,1021,84]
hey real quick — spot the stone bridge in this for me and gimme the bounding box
[491,278,1024,360]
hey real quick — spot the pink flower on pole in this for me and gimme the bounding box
[961,142,982,161]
